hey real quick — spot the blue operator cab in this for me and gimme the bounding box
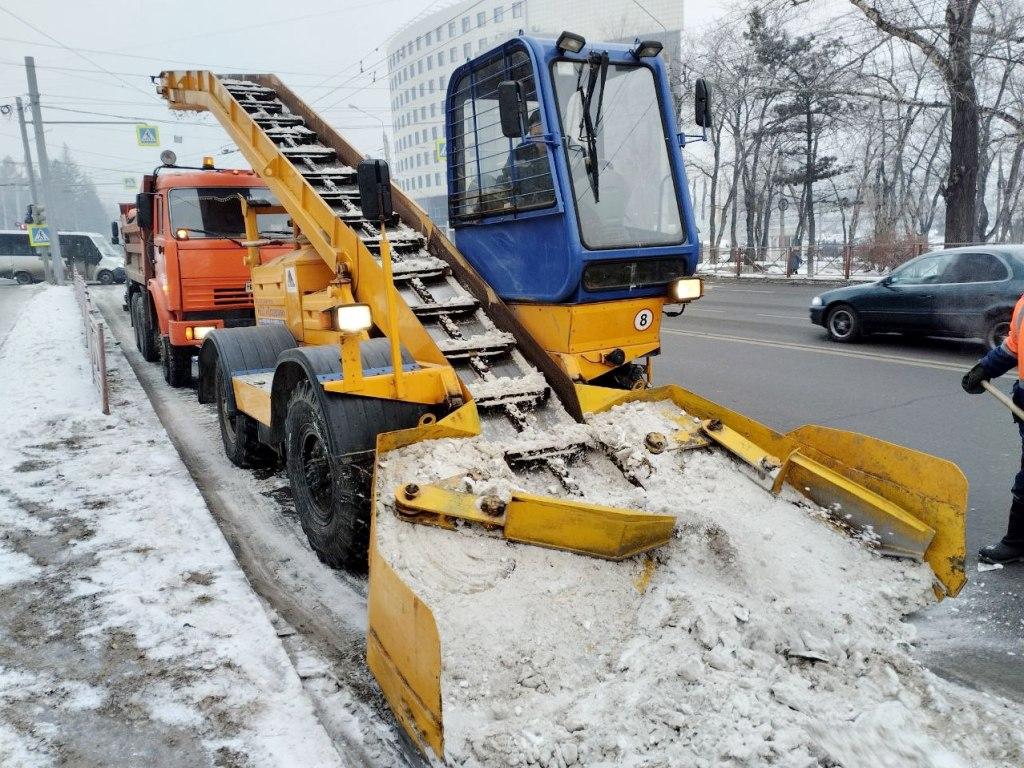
[444,32,710,387]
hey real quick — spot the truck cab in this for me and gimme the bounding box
[121,161,290,386]
[446,34,704,386]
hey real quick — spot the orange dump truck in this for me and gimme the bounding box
[119,158,290,386]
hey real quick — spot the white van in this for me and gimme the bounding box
[0,230,125,285]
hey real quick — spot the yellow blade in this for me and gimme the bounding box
[394,485,676,560]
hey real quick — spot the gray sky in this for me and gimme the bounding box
[0,0,726,220]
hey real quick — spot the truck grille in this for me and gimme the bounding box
[182,280,253,311]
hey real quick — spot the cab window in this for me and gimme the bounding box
[168,187,289,238]
[59,234,101,265]
[448,47,555,222]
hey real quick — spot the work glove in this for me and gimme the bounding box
[961,364,989,395]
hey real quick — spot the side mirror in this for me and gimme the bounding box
[357,158,393,221]
[135,192,153,230]
[498,80,528,139]
[110,221,120,245]
[695,78,712,128]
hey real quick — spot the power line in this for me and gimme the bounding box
[0,4,154,98]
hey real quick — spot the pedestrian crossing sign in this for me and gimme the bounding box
[28,224,51,247]
[136,124,160,147]
[434,138,446,163]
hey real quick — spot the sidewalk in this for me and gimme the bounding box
[0,286,348,767]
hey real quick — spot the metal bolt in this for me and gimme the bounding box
[644,432,668,454]
[403,483,420,500]
[706,419,723,432]
[480,495,506,517]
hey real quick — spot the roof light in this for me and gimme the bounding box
[632,40,664,59]
[159,149,177,166]
[175,228,189,240]
[202,155,215,169]
[335,304,373,335]
[556,31,586,54]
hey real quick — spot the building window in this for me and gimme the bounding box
[436,26,443,41]
[416,36,422,50]
[432,125,439,139]
[431,103,437,117]
[426,31,432,46]
[477,11,486,26]
[449,21,456,36]
[463,42,472,58]
[450,46,458,63]
[426,174,432,188]
[494,6,504,22]
[418,60,424,74]
[435,172,442,186]
[512,2,523,18]
[479,38,487,51]
[429,81,435,93]
[419,83,425,98]
[440,75,447,88]
[449,47,555,221]
[437,50,445,66]
[462,16,470,32]
[428,58,433,70]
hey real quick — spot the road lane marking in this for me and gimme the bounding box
[755,313,805,321]
[708,288,775,294]
[661,328,970,372]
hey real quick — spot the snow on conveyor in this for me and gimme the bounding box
[0,287,347,767]
[376,399,1024,768]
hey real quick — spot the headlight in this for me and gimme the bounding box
[811,296,823,307]
[668,277,703,303]
[335,303,373,334]
[184,326,215,341]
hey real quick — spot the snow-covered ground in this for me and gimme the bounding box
[0,286,348,766]
[376,399,1024,768]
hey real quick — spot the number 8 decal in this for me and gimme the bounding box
[634,309,654,331]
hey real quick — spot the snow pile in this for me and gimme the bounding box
[0,287,345,767]
[376,399,1024,767]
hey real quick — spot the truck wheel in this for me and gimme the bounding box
[97,270,114,285]
[133,293,160,362]
[215,364,274,468]
[161,336,193,388]
[14,271,32,286]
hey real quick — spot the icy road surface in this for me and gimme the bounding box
[0,286,347,766]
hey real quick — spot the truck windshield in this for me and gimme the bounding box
[168,187,290,239]
[551,60,684,250]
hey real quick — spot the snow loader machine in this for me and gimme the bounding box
[156,32,967,762]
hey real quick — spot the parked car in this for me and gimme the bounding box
[0,229,125,285]
[810,246,1024,350]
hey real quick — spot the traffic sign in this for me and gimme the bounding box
[434,138,446,163]
[123,176,137,191]
[136,124,160,147]
[28,224,51,247]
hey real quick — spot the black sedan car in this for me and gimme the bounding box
[810,246,1024,350]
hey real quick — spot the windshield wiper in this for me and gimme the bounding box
[576,51,609,202]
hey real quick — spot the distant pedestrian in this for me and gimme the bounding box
[962,292,1024,564]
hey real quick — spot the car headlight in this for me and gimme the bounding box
[811,296,823,307]
[668,277,704,303]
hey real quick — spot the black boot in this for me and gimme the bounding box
[978,499,1024,564]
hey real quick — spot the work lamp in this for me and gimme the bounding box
[336,304,373,334]
[668,277,703,303]
[633,40,664,58]
[556,31,586,54]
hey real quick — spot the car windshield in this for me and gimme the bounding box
[90,235,120,259]
[168,187,290,239]
[550,60,684,250]
[888,253,956,285]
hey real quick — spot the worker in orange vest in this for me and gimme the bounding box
[963,294,1024,564]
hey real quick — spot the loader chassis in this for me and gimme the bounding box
[155,36,967,762]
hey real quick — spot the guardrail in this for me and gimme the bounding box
[72,268,110,415]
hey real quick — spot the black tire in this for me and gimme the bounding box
[161,336,193,388]
[283,378,424,571]
[97,270,114,285]
[134,292,160,362]
[14,271,32,286]
[214,363,274,468]
[826,304,862,343]
[985,315,1011,352]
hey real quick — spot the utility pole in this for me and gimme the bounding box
[15,95,50,282]
[25,56,65,285]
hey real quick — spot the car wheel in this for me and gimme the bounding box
[826,304,862,343]
[985,315,1011,352]
[14,271,32,286]
[97,270,114,285]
